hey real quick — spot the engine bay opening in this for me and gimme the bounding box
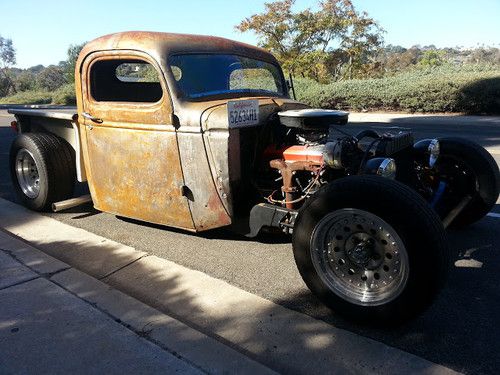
[231,108,415,217]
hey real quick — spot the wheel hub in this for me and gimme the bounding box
[345,233,376,266]
[311,208,409,306]
[15,148,40,199]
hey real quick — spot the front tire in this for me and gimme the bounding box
[292,175,449,324]
[10,133,76,211]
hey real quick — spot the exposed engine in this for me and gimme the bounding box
[279,109,357,169]
[261,109,414,209]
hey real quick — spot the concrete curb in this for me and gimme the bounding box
[0,227,277,375]
[51,268,277,375]
[0,198,460,374]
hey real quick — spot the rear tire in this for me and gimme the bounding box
[292,175,449,324]
[10,133,76,211]
[436,137,499,227]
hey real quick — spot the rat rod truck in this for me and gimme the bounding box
[8,32,499,323]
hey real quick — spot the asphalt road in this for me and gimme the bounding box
[1,110,499,374]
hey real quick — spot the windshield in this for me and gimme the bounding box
[168,54,287,99]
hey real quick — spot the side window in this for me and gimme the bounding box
[90,59,163,103]
[229,68,278,92]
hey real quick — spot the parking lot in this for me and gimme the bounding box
[1,109,499,374]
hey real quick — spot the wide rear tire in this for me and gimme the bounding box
[435,137,499,227]
[293,175,449,324]
[10,133,76,211]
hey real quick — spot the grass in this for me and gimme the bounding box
[0,84,76,105]
[0,90,53,105]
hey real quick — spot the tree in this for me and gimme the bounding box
[418,50,446,67]
[236,0,383,82]
[379,46,422,73]
[384,45,407,54]
[0,35,17,95]
[14,70,37,92]
[63,42,86,83]
[466,47,500,65]
[28,64,45,74]
[36,65,66,91]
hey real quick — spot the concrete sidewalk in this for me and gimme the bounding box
[0,229,276,375]
[0,198,459,375]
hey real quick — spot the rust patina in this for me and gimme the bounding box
[75,31,306,232]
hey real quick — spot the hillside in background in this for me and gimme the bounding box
[2,0,500,113]
[1,45,499,113]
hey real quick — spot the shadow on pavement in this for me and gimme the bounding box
[277,218,500,375]
[116,214,291,244]
[1,111,499,373]
[0,204,461,374]
[2,199,499,374]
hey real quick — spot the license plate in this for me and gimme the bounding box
[227,100,259,128]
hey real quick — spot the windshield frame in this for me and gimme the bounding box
[166,52,290,102]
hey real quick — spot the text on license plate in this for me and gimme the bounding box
[227,100,259,128]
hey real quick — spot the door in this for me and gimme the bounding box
[80,51,194,230]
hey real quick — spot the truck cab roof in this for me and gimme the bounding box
[77,31,279,68]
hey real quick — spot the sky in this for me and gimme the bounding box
[2,0,499,69]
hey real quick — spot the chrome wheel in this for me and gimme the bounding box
[15,148,41,199]
[310,208,409,306]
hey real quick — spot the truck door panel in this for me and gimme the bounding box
[81,52,194,230]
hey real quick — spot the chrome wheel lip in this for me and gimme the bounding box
[15,148,40,199]
[310,208,409,307]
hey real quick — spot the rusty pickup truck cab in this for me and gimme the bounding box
[11,32,306,231]
[8,32,499,324]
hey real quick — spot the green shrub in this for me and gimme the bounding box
[52,83,76,105]
[0,84,77,105]
[295,65,500,114]
[0,90,52,104]
[1,65,499,113]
